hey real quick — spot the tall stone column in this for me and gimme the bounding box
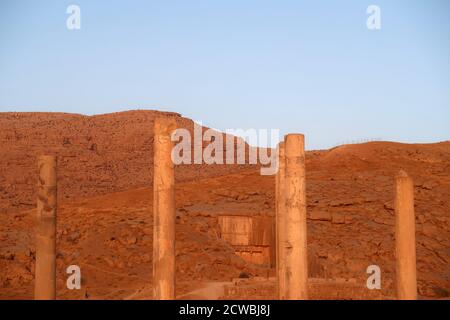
[395,170,417,300]
[284,134,308,300]
[276,142,287,300]
[35,155,57,300]
[153,117,177,300]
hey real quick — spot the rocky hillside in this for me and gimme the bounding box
[0,110,253,214]
[0,111,448,299]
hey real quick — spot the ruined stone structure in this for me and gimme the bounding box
[222,277,386,300]
[153,118,177,300]
[218,215,275,267]
[395,170,417,300]
[27,127,422,301]
[284,134,308,300]
[275,142,286,299]
[34,156,57,300]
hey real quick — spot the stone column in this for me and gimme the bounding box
[284,134,308,300]
[276,142,287,300]
[35,155,57,300]
[153,117,177,300]
[395,170,417,300]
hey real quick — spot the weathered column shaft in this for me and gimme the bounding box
[276,142,287,300]
[395,170,417,300]
[153,118,176,300]
[284,134,308,300]
[35,155,57,300]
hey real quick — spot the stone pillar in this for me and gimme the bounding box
[284,134,308,300]
[35,155,57,300]
[276,142,287,300]
[153,117,177,300]
[395,170,417,300]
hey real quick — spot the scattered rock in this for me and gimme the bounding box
[417,181,438,191]
[126,236,137,245]
[310,212,331,221]
[104,256,115,268]
[332,213,345,224]
[383,201,394,211]
[67,232,81,243]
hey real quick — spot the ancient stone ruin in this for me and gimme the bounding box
[218,214,275,267]
[33,117,418,300]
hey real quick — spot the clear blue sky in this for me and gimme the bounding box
[0,0,449,149]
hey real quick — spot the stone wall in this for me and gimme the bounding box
[222,277,387,300]
[218,215,275,267]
